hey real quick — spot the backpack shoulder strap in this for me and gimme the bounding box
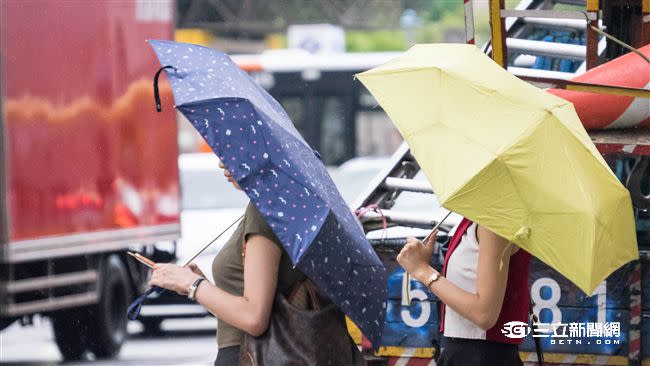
[441,218,473,276]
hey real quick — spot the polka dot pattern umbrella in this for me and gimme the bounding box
[149,40,388,346]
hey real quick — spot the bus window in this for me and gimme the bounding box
[355,111,401,157]
[356,89,402,157]
[278,96,307,139]
[319,96,347,165]
[278,94,353,166]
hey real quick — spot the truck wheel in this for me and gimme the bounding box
[87,254,132,358]
[51,309,90,360]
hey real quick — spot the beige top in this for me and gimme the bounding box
[211,202,303,349]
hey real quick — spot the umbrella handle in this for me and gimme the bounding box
[181,214,245,267]
[153,65,175,112]
[124,213,244,321]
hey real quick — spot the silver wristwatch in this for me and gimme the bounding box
[187,277,205,301]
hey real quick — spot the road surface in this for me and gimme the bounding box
[1,315,219,365]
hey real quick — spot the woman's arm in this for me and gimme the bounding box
[397,226,516,330]
[150,233,281,336]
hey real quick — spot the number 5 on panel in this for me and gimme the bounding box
[400,272,431,328]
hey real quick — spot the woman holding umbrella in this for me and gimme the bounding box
[149,163,304,365]
[397,221,530,365]
[145,39,387,365]
[358,43,637,366]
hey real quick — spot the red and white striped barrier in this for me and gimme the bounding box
[549,45,650,130]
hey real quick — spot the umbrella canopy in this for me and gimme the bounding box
[149,40,387,345]
[356,43,638,295]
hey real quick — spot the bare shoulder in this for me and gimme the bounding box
[476,225,519,254]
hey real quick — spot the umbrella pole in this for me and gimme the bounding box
[405,211,453,305]
[181,214,245,267]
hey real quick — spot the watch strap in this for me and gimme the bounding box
[188,277,205,301]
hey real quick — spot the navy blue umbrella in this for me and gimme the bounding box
[148,40,388,346]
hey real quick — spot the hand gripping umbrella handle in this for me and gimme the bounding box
[126,214,244,320]
[181,214,244,267]
[153,65,175,112]
[405,211,453,305]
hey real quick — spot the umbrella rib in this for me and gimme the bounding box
[358,65,439,78]
[551,106,624,229]
[553,115,611,289]
[483,111,583,238]
[252,103,313,150]
[242,80,293,126]
[249,105,333,261]
[363,62,541,107]
[257,132,326,206]
[552,104,618,179]
[414,107,545,207]
[444,111,553,240]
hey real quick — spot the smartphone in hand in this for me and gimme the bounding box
[127,252,156,268]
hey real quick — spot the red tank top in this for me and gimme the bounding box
[439,218,531,344]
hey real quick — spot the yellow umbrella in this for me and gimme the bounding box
[356,43,638,295]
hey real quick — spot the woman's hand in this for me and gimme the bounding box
[191,233,282,337]
[149,263,201,296]
[397,231,438,283]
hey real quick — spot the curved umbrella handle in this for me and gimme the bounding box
[153,65,175,112]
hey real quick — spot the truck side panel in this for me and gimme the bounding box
[1,0,179,245]
[1,66,7,251]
